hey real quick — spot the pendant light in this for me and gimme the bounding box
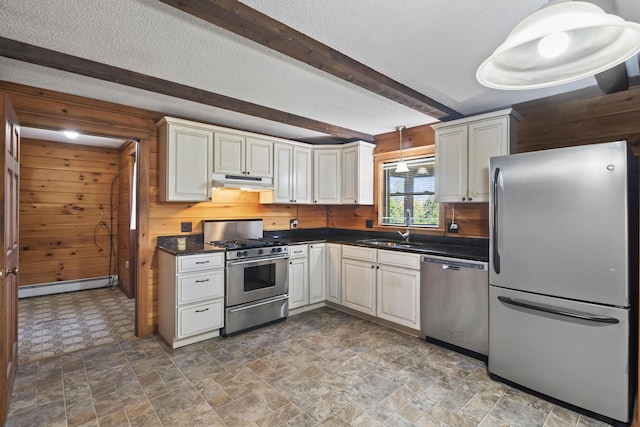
[395,125,409,173]
[476,1,640,90]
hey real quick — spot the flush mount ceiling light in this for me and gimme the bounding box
[395,125,409,173]
[476,1,640,90]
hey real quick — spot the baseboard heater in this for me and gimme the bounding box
[19,275,119,299]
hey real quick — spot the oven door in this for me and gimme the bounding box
[226,256,288,306]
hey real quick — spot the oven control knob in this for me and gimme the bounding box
[271,247,277,253]
[258,249,264,255]
[277,247,283,253]
[242,251,249,257]
[236,251,243,257]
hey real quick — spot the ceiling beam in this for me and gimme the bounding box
[0,37,373,142]
[157,0,461,121]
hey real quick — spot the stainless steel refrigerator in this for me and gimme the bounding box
[489,140,637,425]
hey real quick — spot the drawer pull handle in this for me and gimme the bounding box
[195,308,210,313]
[195,279,210,283]
[195,260,210,264]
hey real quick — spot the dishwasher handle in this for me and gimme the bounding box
[421,256,488,271]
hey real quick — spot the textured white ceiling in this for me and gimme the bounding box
[1,0,639,143]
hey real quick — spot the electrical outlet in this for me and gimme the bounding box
[365,219,373,228]
[290,219,298,229]
[448,222,459,233]
[181,222,192,232]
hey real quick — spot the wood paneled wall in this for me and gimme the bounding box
[19,138,119,286]
[515,84,640,154]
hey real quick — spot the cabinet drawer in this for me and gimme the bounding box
[289,244,308,259]
[342,245,377,262]
[178,270,224,305]
[177,300,223,339]
[377,250,420,269]
[178,253,224,273]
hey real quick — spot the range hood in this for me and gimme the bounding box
[211,173,273,191]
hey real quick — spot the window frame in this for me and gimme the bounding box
[374,145,445,233]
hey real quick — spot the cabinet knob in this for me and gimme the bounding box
[462,197,466,201]
[6,266,17,276]
[246,171,250,175]
[468,197,472,201]
[371,265,374,269]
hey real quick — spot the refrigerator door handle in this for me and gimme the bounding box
[492,167,501,274]
[497,296,620,324]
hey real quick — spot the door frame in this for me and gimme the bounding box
[3,101,153,337]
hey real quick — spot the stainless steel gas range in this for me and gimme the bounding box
[204,219,289,336]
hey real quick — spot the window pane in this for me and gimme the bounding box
[380,157,439,228]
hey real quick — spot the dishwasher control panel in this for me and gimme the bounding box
[422,256,488,270]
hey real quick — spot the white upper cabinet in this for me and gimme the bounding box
[433,109,520,203]
[158,118,213,202]
[341,141,374,205]
[264,142,312,204]
[214,132,273,178]
[313,147,342,204]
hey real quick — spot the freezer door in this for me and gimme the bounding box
[489,286,631,422]
[490,141,631,306]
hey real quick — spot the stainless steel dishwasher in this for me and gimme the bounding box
[420,255,488,359]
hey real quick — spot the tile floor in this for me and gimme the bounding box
[18,287,136,364]
[7,306,610,427]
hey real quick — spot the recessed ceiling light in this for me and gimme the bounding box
[63,131,79,139]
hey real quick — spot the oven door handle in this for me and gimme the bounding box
[227,256,289,266]
[227,295,289,313]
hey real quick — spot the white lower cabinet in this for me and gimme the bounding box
[289,243,326,310]
[308,244,326,304]
[341,245,421,329]
[325,243,342,304]
[288,244,309,309]
[341,258,377,316]
[158,251,225,348]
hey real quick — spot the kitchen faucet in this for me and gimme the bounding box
[398,209,411,243]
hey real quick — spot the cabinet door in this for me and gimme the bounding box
[214,132,245,175]
[377,264,420,329]
[288,257,309,309]
[273,143,294,203]
[341,145,358,204]
[160,123,213,202]
[314,148,341,204]
[293,145,312,204]
[342,144,374,205]
[326,243,341,304]
[467,116,509,202]
[309,244,325,304]
[435,125,468,203]
[245,137,273,178]
[341,258,376,316]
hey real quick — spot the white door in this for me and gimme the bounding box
[288,257,308,309]
[214,132,245,175]
[314,148,341,204]
[292,145,312,204]
[272,143,293,203]
[325,243,341,303]
[468,116,508,202]
[245,137,273,178]
[341,259,376,315]
[377,265,420,329]
[308,244,325,304]
[435,125,468,202]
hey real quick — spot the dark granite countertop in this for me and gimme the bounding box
[157,234,225,256]
[156,228,488,261]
